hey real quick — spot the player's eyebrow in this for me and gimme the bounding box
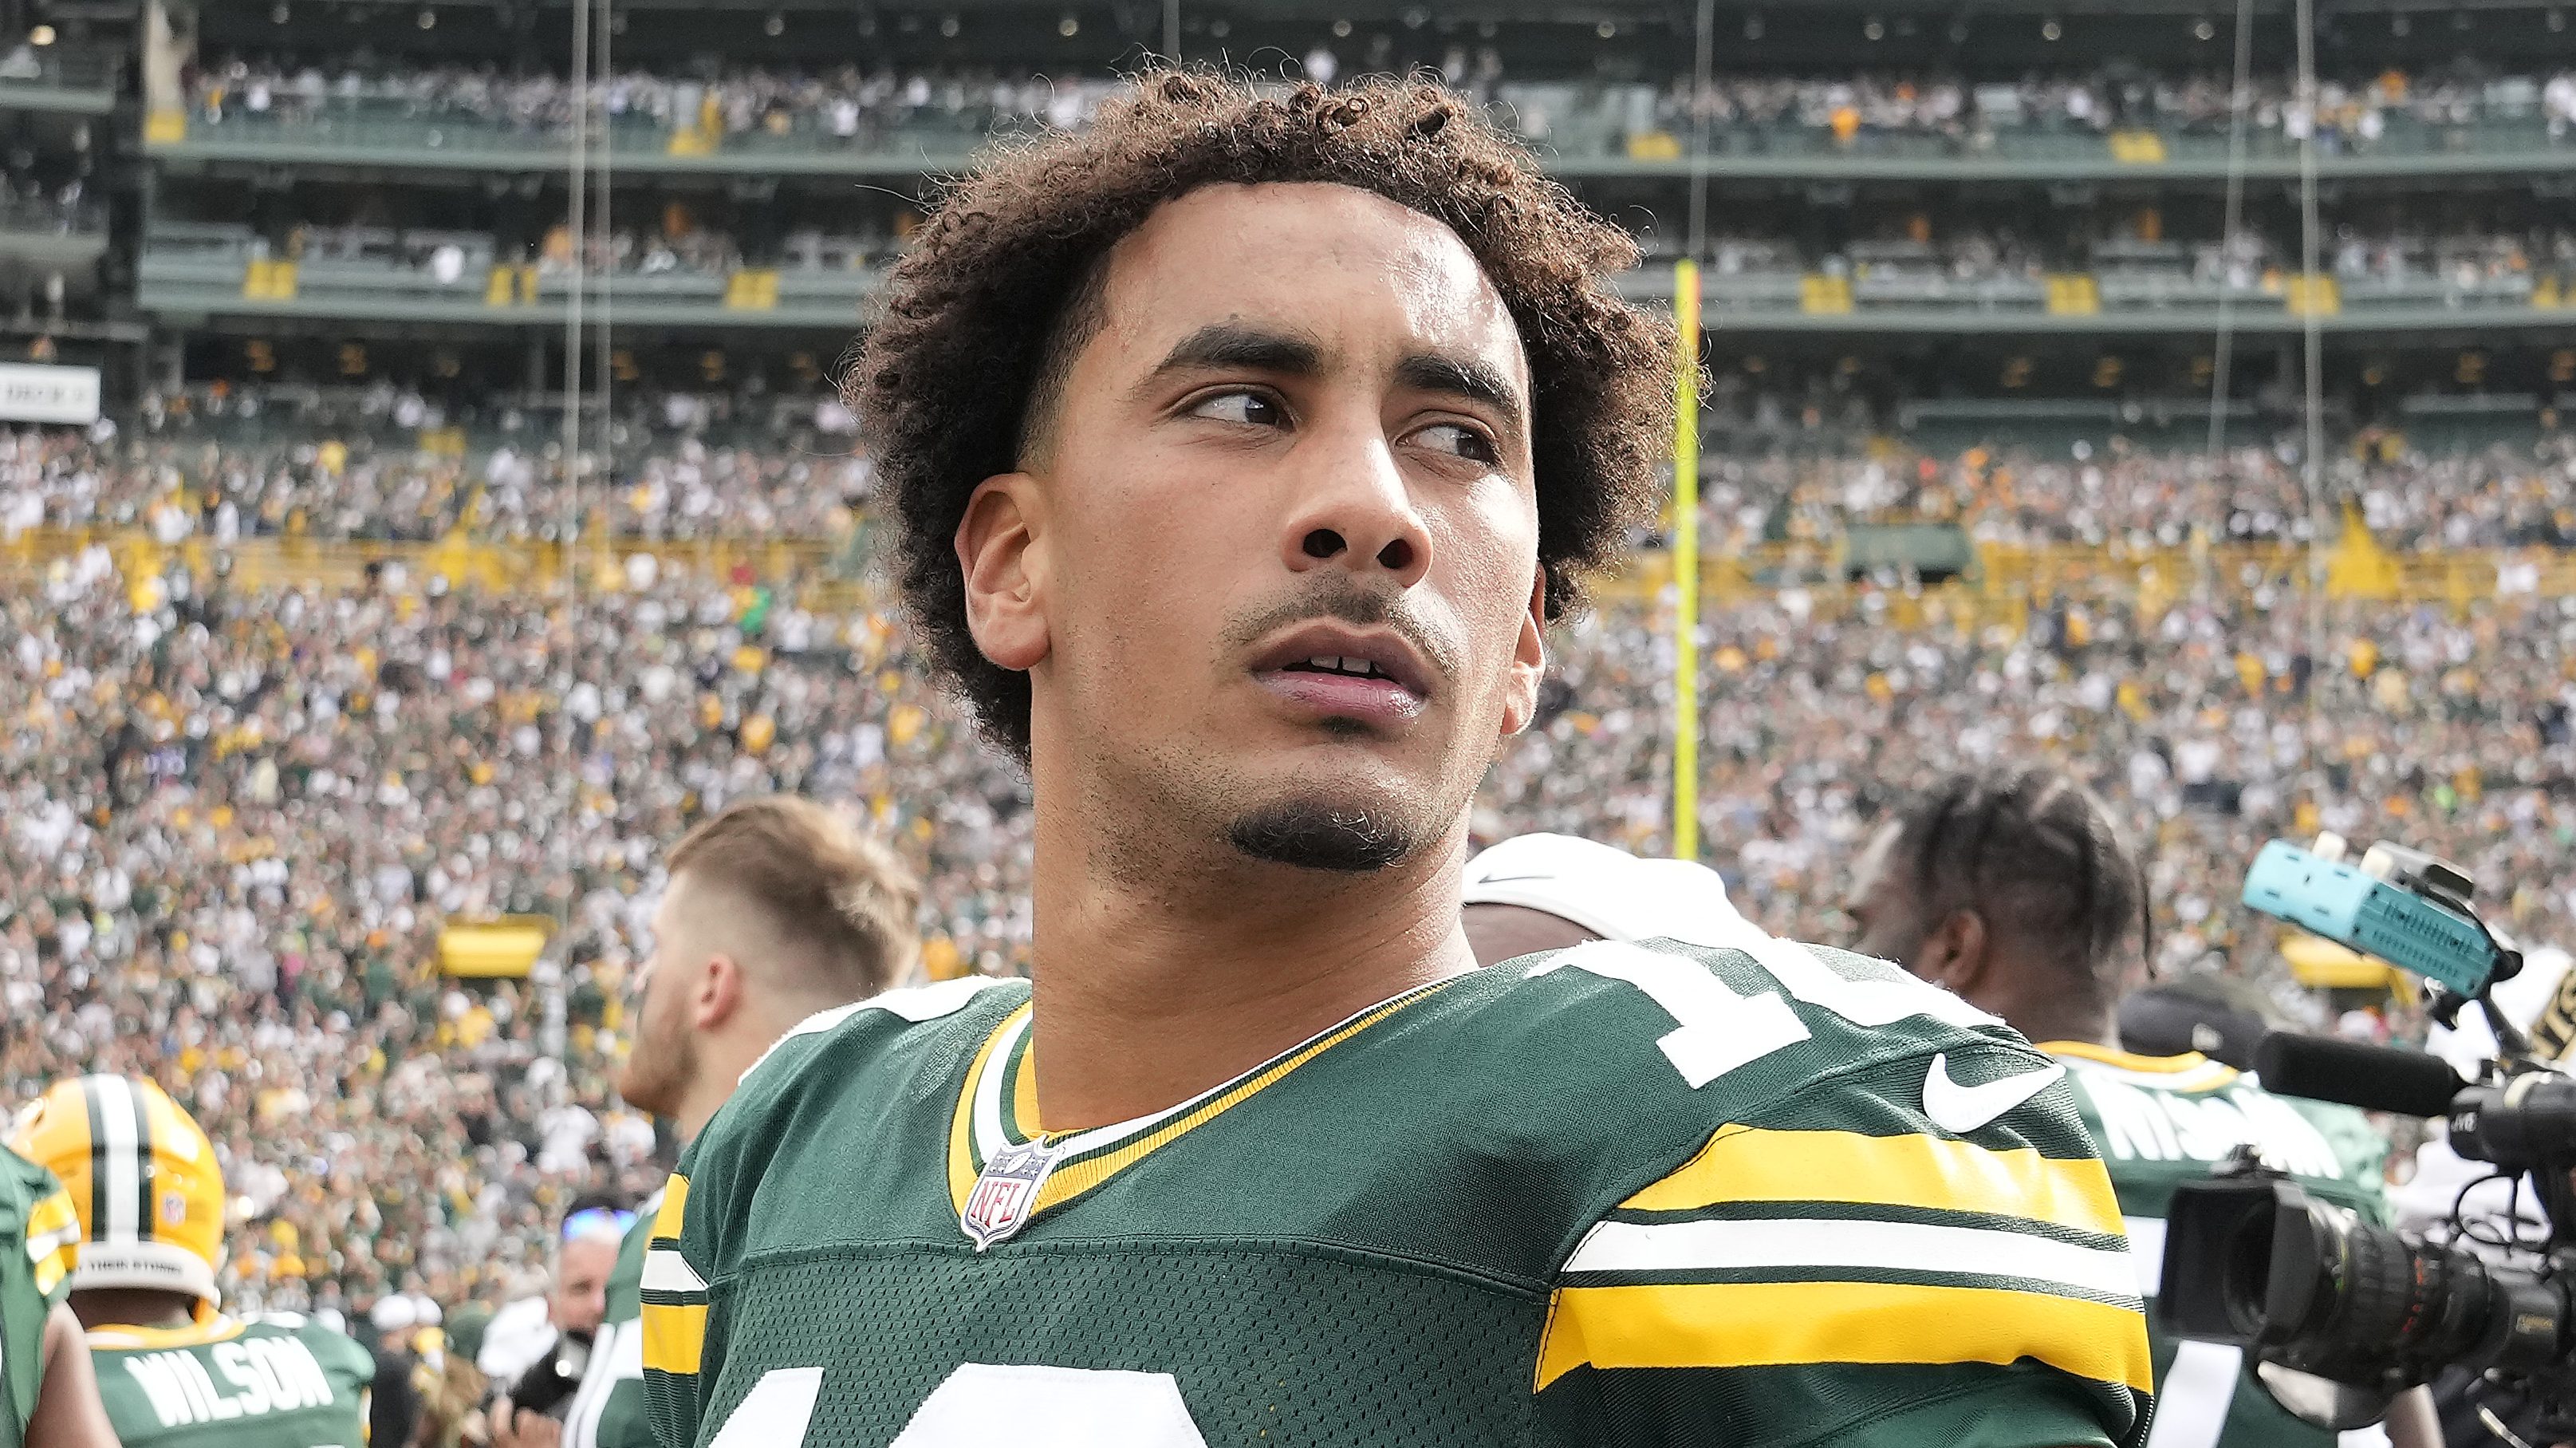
[1394,351,1526,436]
[1138,326,1525,440]
[1140,323,1325,388]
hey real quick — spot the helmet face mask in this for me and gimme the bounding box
[6,1075,228,1315]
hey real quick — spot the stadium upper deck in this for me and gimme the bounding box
[0,0,2559,456]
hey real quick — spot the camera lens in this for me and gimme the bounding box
[2220,1206,2282,1340]
[2306,1215,2422,1366]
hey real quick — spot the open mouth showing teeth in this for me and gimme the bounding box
[1283,655,1395,681]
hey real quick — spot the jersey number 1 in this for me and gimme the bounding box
[711,1364,1209,1447]
[1526,937,1991,1088]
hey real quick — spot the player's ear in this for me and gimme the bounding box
[1498,569,1548,737]
[955,472,1051,673]
[1920,909,1991,996]
[694,953,746,1031]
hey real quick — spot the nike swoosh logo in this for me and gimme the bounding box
[1920,1052,2066,1135]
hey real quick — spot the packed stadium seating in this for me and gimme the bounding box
[12,408,2576,551]
[11,503,2576,1308]
[6,0,2576,1358]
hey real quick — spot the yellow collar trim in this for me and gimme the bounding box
[87,1315,246,1351]
[946,980,1455,1221]
[2043,1040,2239,1091]
[2040,1041,2210,1072]
[944,1004,1025,1211]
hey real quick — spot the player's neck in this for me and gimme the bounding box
[676,1004,805,1142]
[2004,1000,2119,1054]
[70,1288,197,1332]
[1026,806,1479,1133]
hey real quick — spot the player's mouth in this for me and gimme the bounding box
[1249,624,1435,727]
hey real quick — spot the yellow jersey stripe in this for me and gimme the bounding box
[26,1190,81,1292]
[2039,1040,2210,1073]
[947,1004,1030,1213]
[649,1175,690,1245]
[641,1300,707,1376]
[26,1189,77,1239]
[1622,1126,2125,1237]
[1532,1280,2153,1393]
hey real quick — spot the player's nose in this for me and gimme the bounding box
[1275,416,1433,590]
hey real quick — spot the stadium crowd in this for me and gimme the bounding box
[0,398,876,541]
[1710,431,2576,550]
[1659,65,2576,148]
[12,408,2576,550]
[0,548,1026,1330]
[10,451,2576,1329]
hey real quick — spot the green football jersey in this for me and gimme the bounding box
[0,1146,80,1448]
[89,1312,375,1448]
[567,1189,656,1448]
[645,939,2155,1448]
[2049,1044,2390,1448]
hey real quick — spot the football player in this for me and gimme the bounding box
[541,796,918,1448]
[644,71,2152,1448]
[1846,764,2436,1448]
[0,1140,117,1448]
[8,1075,373,1448]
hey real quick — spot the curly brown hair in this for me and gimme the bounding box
[852,69,1674,759]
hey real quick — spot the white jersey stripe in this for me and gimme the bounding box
[740,977,1018,1087]
[1564,1217,2142,1301]
[971,1008,1033,1154]
[2121,1215,2167,1296]
[24,1225,80,1261]
[2143,1339,2242,1448]
[642,1249,707,1295]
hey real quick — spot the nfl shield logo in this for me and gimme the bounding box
[961,1140,1064,1252]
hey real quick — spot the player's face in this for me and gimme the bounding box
[552,1233,617,1336]
[975,182,1546,874]
[616,883,701,1118]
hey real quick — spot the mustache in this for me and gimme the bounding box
[1220,582,1463,686]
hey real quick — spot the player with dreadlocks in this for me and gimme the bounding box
[1845,763,2437,1448]
[643,72,2152,1446]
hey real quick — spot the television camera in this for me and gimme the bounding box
[2160,833,2576,1440]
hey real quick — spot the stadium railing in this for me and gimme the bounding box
[0,49,119,115]
[144,89,2576,182]
[134,227,2576,334]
